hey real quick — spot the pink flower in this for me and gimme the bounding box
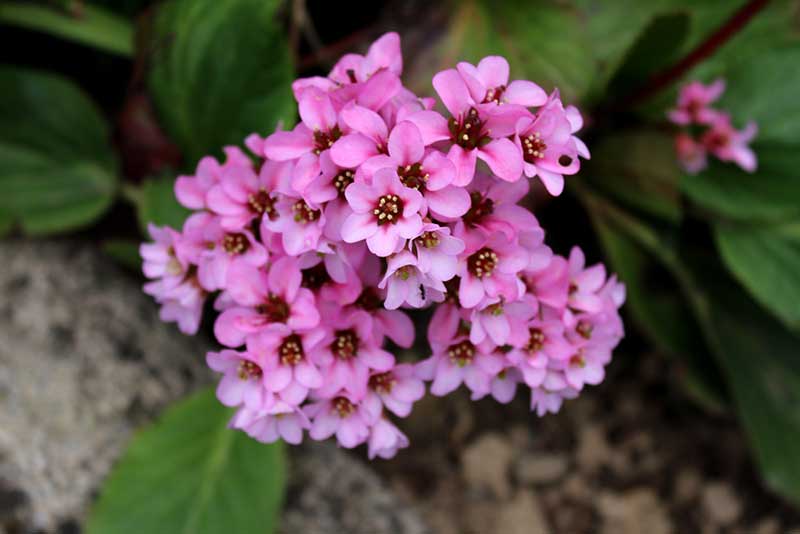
[457,232,528,308]
[261,193,326,256]
[341,168,424,256]
[359,121,470,219]
[529,387,577,417]
[668,79,725,126]
[507,313,572,388]
[179,213,268,291]
[329,103,390,169]
[675,133,708,174]
[230,402,309,445]
[567,247,608,313]
[416,336,499,399]
[367,364,426,417]
[175,146,251,210]
[206,349,273,410]
[406,69,524,185]
[411,223,465,283]
[311,309,395,399]
[367,418,409,459]
[206,159,292,230]
[247,324,327,405]
[214,256,319,347]
[351,286,416,348]
[456,56,547,107]
[701,114,758,172]
[305,393,379,448]
[468,298,534,346]
[378,251,445,309]
[515,90,586,196]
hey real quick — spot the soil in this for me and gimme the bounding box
[372,351,800,534]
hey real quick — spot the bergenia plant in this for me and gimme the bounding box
[140,32,625,459]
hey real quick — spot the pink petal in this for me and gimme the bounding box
[432,68,472,116]
[341,104,388,143]
[342,212,378,243]
[505,80,547,107]
[405,110,451,145]
[263,130,313,160]
[478,138,523,182]
[477,56,510,88]
[388,121,425,165]
[447,144,478,186]
[299,88,337,131]
[330,134,379,168]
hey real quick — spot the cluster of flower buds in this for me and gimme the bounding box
[668,79,757,174]
[140,33,625,458]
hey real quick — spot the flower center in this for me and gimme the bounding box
[313,125,342,155]
[397,163,429,190]
[301,263,331,290]
[467,247,498,278]
[522,132,547,164]
[247,188,277,218]
[334,169,355,196]
[279,334,304,365]
[222,233,249,255]
[415,231,440,249]
[448,340,475,366]
[526,328,545,353]
[569,353,585,368]
[372,194,403,225]
[463,192,494,226]
[483,85,506,104]
[576,321,593,339]
[256,294,290,322]
[292,200,321,224]
[237,360,263,380]
[332,329,359,359]
[449,107,489,149]
[369,371,396,394]
[332,396,356,417]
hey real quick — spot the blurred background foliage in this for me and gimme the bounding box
[1,0,799,530]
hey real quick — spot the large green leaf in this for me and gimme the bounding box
[689,264,800,504]
[583,129,682,223]
[439,0,594,102]
[0,2,133,57]
[147,0,295,164]
[0,68,118,235]
[133,174,191,232]
[86,387,286,534]
[681,145,800,223]
[716,224,800,332]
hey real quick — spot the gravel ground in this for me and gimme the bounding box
[374,352,800,534]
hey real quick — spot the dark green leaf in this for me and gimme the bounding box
[715,223,800,332]
[0,68,118,235]
[86,387,286,534]
[439,0,594,102]
[147,0,295,164]
[681,145,800,223]
[689,267,800,504]
[134,175,191,232]
[0,2,133,57]
[102,239,142,270]
[583,130,682,223]
[606,12,690,96]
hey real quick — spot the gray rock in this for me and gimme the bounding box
[0,240,429,534]
[282,443,430,534]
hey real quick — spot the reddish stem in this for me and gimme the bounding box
[624,0,770,108]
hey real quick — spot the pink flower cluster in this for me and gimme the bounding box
[668,79,757,174]
[140,33,624,459]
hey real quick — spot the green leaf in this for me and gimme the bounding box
[688,266,800,504]
[134,175,191,232]
[439,0,594,102]
[86,387,286,534]
[147,0,295,164]
[716,46,800,144]
[0,68,118,235]
[583,191,726,410]
[715,223,800,332]
[102,239,142,270]
[681,145,800,223]
[583,129,682,223]
[0,2,133,57]
[606,12,690,96]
